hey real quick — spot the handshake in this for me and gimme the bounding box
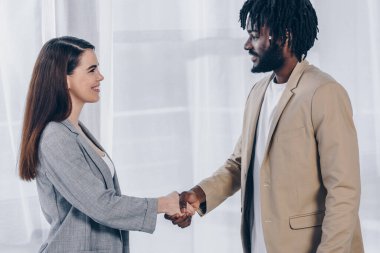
[157,186,206,228]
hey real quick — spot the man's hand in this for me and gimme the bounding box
[164,186,206,228]
[158,191,195,216]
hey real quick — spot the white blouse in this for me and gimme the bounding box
[101,153,115,178]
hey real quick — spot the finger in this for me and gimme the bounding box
[164,214,175,220]
[164,213,183,220]
[179,222,191,228]
[171,216,188,225]
[186,203,196,215]
[168,213,189,224]
[179,192,189,213]
[178,216,192,228]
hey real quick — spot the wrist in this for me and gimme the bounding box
[191,185,206,203]
[157,196,167,214]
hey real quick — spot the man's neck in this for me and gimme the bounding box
[273,57,298,84]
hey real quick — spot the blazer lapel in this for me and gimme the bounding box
[112,171,122,195]
[242,73,274,172]
[263,60,309,162]
[61,120,115,190]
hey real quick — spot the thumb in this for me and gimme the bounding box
[179,192,190,213]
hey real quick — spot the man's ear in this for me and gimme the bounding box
[285,30,293,43]
[282,30,292,49]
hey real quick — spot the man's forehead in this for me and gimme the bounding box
[246,18,259,32]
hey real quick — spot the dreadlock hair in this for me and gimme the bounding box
[240,0,318,61]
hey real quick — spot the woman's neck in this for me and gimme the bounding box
[67,99,84,128]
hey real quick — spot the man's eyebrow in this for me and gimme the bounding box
[248,29,259,33]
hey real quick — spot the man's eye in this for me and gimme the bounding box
[89,69,95,73]
[251,35,259,40]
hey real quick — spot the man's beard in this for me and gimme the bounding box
[250,43,285,73]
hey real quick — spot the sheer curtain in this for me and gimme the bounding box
[0,1,379,252]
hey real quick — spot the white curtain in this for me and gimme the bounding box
[0,0,379,252]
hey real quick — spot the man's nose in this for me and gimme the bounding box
[244,38,253,51]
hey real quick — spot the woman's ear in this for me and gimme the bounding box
[67,76,71,89]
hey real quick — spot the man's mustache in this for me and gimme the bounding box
[249,50,259,57]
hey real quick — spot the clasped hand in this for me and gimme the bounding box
[158,191,195,219]
[164,190,201,228]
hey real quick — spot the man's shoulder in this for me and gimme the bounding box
[298,64,351,102]
[302,64,338,87]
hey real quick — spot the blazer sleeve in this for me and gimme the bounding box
[39,123,157,233]
[311,82,361,253]
[197,135,242,215]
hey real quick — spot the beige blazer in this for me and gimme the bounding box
[198,60,364,253]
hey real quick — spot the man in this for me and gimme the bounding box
[166,0,364,252]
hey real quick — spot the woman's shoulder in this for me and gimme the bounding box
[43,120,70,135]
[40,121,76,147]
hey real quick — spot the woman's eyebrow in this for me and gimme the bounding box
[86,64,98,71]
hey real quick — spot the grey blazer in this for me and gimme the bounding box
[36,119,158,253]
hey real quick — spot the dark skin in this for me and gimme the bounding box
[166,23,299,228]
[164,186,205,228]
[246,22,298,83]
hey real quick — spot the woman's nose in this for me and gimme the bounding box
[98,72,104,81]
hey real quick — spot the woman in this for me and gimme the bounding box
[18,36,190,253]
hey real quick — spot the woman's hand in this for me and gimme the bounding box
[157,191,195,216]
[163,187,206,228]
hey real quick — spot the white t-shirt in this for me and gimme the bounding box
[251,78,287,253]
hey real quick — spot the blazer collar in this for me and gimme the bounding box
[262,60,309,162]
[60,119,117,192]
[286,59,309,91]
[61,119,79,134]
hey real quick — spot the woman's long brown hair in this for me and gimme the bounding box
[19,36,94,181]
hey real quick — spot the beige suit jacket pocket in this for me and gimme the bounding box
[276,126,306,142]
[289,211,325,230]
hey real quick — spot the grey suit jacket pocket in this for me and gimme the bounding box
[289,211,325,230]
